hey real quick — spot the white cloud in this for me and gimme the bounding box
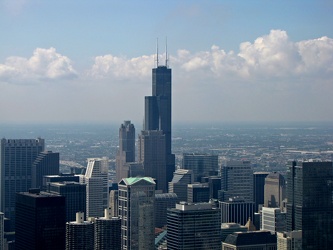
[0,47,77,84]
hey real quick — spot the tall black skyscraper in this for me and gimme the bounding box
[142,50,175,190]
[15,189,66,250]
[286,161,333,249]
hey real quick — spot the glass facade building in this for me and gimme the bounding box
[167,202,221,250]
[286,161,333,249]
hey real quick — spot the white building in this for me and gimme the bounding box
[81,158,109,218]
[261,207,286,233]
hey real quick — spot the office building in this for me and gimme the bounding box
[220,160,253,202]
[167,202,221,250]
[182,153,218,182]
[286,161,333,249]
[221,223,248,242]
[264,172,286,210]
[187,183,210,203]
[66,212,94,250]
[109,190,119,217]
[144,61,175,188]
[118,177,155,250]
[0,138,45,230]
[95,208,121,250]
[82,158,109,218]
[261,207,286,233]
[168,169,194,202]
[222,231,277,250]
[116,121,136,182]
[220,197,255,225]
[43,173,80,189]
[253,172,269,212]
[47,181,86,222]
[277,230,302,250]
[0,212,3,250]
[15,189,66,250]
[120,162,144,180]
[31,151,59,189]
[138,130,167,191]
[155,192,177,228]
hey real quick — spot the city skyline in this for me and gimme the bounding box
[1,1,333,124]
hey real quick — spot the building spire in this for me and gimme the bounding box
[156,38,159,67]
[165,37,168,68]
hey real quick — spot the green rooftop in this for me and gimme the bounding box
[123,177,155,185]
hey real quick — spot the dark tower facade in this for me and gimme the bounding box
[15,189,66,250]
[286,161,333,249]
[32,151,60,189]
[116,121,136,182]
[143,59,175,189]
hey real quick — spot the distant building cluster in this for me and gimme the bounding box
[0,56,333,250]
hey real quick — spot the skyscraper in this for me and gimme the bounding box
[118,177,155,250]
[81,157,109,218]
[32,150,60,189]
[261,207,286,233]
[143,59,175,189]
[253,172,269,212]
[264,172,286,210]
[182,153,218,182]
[220,160,253,202]
[220,197,255,225]
[47,181,86,222]
[15,189,66,250]
[0,138,45,230]
[168,169,194,202]
[154,192,178,228]
[116,121,135,182]
[0,212,3,250]
[167,202,221,250]
[138,130,166,191]
[286,161,333,249]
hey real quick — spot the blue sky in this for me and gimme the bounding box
[1,0,333,124]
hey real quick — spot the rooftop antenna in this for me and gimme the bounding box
[165,37,168,68]
[156,38,159,67]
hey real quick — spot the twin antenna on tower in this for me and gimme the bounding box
[155,37,168,68]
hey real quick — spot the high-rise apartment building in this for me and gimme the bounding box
[95,208,121,250]
[264,172,286,210]
[47,181,86,222]
[143,62,175,189]
[15,189,66,250]
[221,160,253,202]
[168,169,194,202]
[138,130,167,191]
[182,153,218,182]
[167,202,221,250]
[253,172,269,212]
[116,121,135,182]
[118,177,155,250]
[66,212,94,250]
[0,138,45,230]
[32,151,59,189]
[81,158,109,218]
[286,161,333,249]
